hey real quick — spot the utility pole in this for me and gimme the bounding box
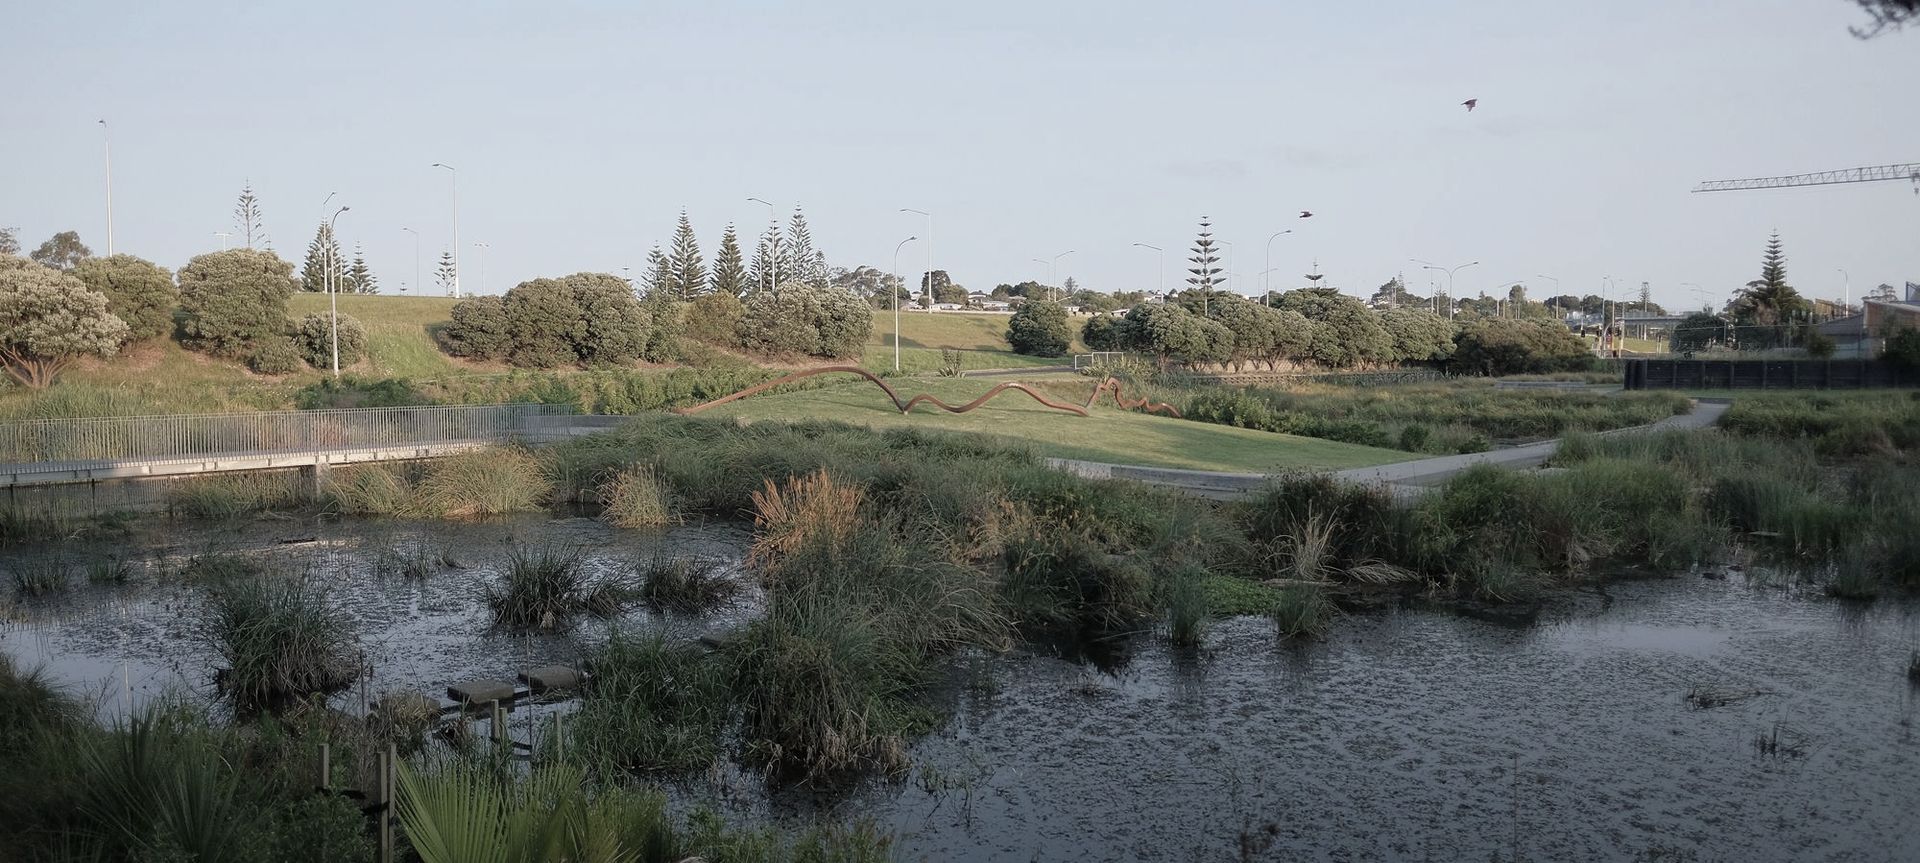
[325,205,350,377]
[1132,243,1163,293]
[901,208,932,311]
[892,236,917,372]
[98,120,113,255]
[472,242,489,294]
[431,163,459,297]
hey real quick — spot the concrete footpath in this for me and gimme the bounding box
[1046,400,1729,501]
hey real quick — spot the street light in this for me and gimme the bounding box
[1048,250,1075,301]
[402,227,421,297]
[431,163,459,297]
[748,197,777,292]
[472,242,490,294]
[213,232,232,250]
[325,205,350,377]
[892,236,918,372]
[98,120,113,255]
[1132,243,1163,293]
[1264,230,1292,299]
[901,208,932,311]
[1412,259,1479,319]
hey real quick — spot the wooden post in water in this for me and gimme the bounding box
[376,743,395,863]
[553,713,564,762]
[317,743,331,791]
[490,699,506,746]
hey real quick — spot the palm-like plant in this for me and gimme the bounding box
[395,762,684,863]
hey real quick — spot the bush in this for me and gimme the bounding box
[292,312,366,369]
[1379,307,1455,362]
[294,375,430,409]
[1670,312,1728,354]
[1007,299,1070,357]
[176,249,297,360]
[1275,288,1394,367]
[566,272,650,365]
[684,292,745,347]
[1449,319,1593,376]
[202,577,359,713]
[246,335,304,375]
[441,294,511,360]
[0,255,132,390]
[1884,325,1920,371]
[569,632,730,773]
[504,278,586,368]
[737,282,872,359]
[1082,314,1122,351]
[71,254,178,343]
[1805,328,1836,358]
[600,465,677,527]
[413,449,550,517]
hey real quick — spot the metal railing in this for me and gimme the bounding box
[0,404,571,473]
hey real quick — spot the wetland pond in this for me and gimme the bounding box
[4,513,1917,862]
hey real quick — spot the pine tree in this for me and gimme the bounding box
[234,182,265,250]
[641,246,672,299]
[666,210,707,300]
[435,251,458,296]
[711,223,749,298]
[347,245,377,294]
[1186,216,1225,314]
[786,208,824,287]
[299,222,344,292]
[749,219,785,294]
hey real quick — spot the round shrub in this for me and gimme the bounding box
[685,292,745,347]
[177,249,297,360]
[71,254,178,343]
[504,278,586,368]
[1007,300,1071,357]
[564,272,650,365]
[293,313,366,369]
[247,335,305,375]
[1082,314,1122,351]
[737,282,872,359]
[441,295,511,360]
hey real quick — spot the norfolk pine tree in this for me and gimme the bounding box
[711,224,750,297]
[666,211,707,300]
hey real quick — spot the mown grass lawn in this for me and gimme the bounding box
[702,375,1410,473]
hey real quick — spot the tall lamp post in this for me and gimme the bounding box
[402,227,421,296]
[1132,242,1163,293]
[1048,250,1075,301]
[472,242,490,294]
[1264,230,1292,300]
[1412,259,1479,320]
[1536,273,1561,320]
[431,163,459,297]
[98,120,113,255]
[325,205,350,377]
[900,208,932,310]
[891,236,917,372]
[748,197,777,292]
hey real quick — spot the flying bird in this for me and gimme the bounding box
[1299,210,1313,219]
[1462,98,1478,112]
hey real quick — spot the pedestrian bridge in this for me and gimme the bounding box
[0,404,620,489]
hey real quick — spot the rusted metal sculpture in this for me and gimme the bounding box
[673,365,1182,419]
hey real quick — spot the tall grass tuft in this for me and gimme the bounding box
[484,545,635,630]
[326,463,415,515]
[1001,531,1154,633]
[638,555,738,613]
[599,465,678,528]
[9,557,73,598]
[569,632,730,775]
[1271,584,1335,639]
[201,578,360,713]
[414,448,550,518]
[1162,564,1210,647]
[748,469,864,568]
[168,473,304,520]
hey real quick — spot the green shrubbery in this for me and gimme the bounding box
[176,249,298,364]
[292,312,367,369]
[72,254,178,343]
[1449,318,1595,376]
[1006,299,1071,356]
[736,281,872,359]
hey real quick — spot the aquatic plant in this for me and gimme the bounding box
[167,472,304,520]
[569,632,730,775]
[1271,584,1334,639]
[201,578,360,712]
[0,505,81,547]
[9,557,73,598]
[484,545,635,630]
[0,656,83,756]
[414,448,550,518]
[599,464,678,528]
[1001,531,1154,634]
[325,463,415,515]
[175,551,266,583]
[371,542,457,579]
[1908,651,1919,683]
[748,468,864,568]
[85,556,135,585]
[638,555,738,613]
[1162,563,1210,647]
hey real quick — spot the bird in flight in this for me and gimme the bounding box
[1462,98,1478,112]
[1299,210,1313,219]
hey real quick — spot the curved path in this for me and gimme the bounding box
[1047,400,1729,501]
[673,365,1179,418]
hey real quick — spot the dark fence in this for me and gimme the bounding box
[1623,359,1920,390]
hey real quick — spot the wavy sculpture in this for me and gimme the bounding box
[673,365,1182,419]
[1084,377,1183,417]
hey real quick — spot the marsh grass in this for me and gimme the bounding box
[9,557,73,598]
[414,449,550,518]
[1161,564,1209,646]
[569,632,730,775]
[1271,584,1335,638]
[0,505,84,547]
[599,465,678,528]
[372,542,457,579]
[484,546,635,630]
[174,551,266,583]
[639,556,739,613]
[85,556,135,585]
[202,578,360,713]
[749,469,864,568]
[168,472,305,520]
[326,463,416,515]
[1001,531,1154,633]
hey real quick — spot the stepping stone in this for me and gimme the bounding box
[517,666,583,694]
[446,679,516,705]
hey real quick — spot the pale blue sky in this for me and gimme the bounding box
[3,1,1915,309]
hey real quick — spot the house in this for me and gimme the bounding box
[1814,299,1920,358]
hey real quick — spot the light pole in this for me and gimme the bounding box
[892,236,917,372]
[1132,243,1163,293]
[748,197,777,292]
[325,205,350,377]
[1029,258,1048,297]
[1412,259,1479,320]
[901,208,932,311]
[472,242,490,294]
[402,227,421,297]
[1836,268,1850,318]
[1264,230,1292,299]
[213,232,232,250]
[1049,250,1075,301]
[98,120,113,255]
[431,163,459,297]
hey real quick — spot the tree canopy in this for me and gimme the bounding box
[30,231,92,271]
[176,248,297,361]
[1007,299,1070,357]
[72,254,178,342]
[0,254,130,388]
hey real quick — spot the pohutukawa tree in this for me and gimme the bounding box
[0,254,130,388]
[176,248,298,362]
[666,211,707,300]
[1186,216,1225,315]
[72,254,179,342]
[711,224,749,298]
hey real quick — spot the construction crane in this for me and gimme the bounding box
[1693,163,1920,193]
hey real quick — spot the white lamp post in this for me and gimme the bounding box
[892,236,917,372]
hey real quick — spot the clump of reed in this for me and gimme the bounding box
[1907,651,1919,684]
[85,556,135,585]
[1271,584,1335,638]
[201,578,361,713]
[1161,563,1210,647]
[599,465,678,528]
[484,546,635,630]
[1000,531,1154,634]
[748,469,864,568]
[568,632,731,775]
[325,463,416,515]
[0,504,83,547]
[174,551,266,582]
[371,542,458,579]
[9,557,73,598]
[638,556,738,613]
[413,449,550,518]
[168,472,305,520]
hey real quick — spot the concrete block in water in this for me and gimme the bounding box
[447,679,516,704]
[518,665,583,693]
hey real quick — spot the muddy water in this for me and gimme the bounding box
[5,517,1917,861]
[758,576,1920,862]
[0,514,753,721]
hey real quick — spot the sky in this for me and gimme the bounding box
[3,0,1916,311]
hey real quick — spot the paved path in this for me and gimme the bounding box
[1047,400,1728,500]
